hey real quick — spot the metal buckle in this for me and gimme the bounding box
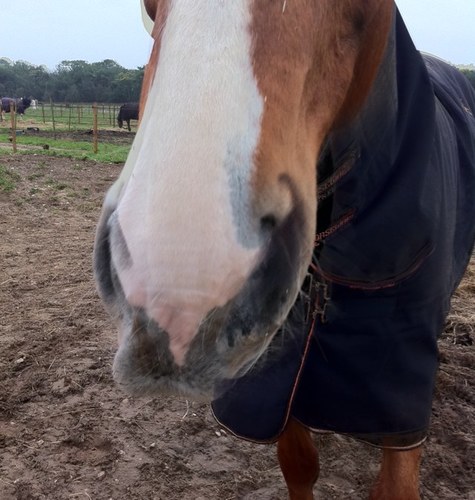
[303,274,314,323]
[314,281,330,324]
[303,274,330,324]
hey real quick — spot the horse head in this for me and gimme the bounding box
[94,0,394,399]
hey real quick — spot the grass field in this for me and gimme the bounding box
[2,103,129,131]
[0,103,134,163]
[0,162,20,191]
[0,132,131,163]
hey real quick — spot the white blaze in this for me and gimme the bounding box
[111,0,264,364]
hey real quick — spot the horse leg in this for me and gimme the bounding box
[369,446,422,500]
[277,418,319,500]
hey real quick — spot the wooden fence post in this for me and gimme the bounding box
[92,103,98,153]
[50,99,57,140]
[10,101,17,153]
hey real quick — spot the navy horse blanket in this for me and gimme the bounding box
[1,97,31,115]
[212,9,475,448]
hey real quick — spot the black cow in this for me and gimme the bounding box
[0,97,32,120]
[117,103,139,131]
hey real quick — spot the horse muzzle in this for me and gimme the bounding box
[94,197,311,399]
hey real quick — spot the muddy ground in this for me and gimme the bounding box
[0,154,473,499]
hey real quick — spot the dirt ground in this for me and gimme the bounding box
[0,154,474,500]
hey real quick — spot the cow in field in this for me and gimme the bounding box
[0,97,32,121]
[117,103,139,131]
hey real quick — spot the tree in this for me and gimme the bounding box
[461,69,475,90]
[0,57,144,103]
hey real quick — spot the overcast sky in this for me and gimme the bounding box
[0,0,474,70]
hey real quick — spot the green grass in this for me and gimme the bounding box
[0,101,134,163]
[0,133,130,163]
[0,164,20,192]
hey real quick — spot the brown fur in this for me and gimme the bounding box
[335,2,394,126]
[247,0,394,300]
[139,0,169,120]
[278,419,421,500]
[249,0,393,210]
[369,447,422,500]
[277,419,319,500]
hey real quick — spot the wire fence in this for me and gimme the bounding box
[0,101,136,155]
[31,102,123,130]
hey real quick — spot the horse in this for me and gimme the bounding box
[0,97,32,121]
[94,1,475,498]
[117,103,139,131]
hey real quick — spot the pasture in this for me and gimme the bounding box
[0,152,473,499]
[0,103,136,162]
[1,103,133,132]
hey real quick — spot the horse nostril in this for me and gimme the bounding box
[260,214,278,235]
[257,175,295,239]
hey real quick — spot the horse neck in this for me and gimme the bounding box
[325,7,435,175]
[314,6,437,255]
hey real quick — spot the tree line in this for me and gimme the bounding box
[460,69,475,90]
[0,57,474,105]
[0,58,144,103]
